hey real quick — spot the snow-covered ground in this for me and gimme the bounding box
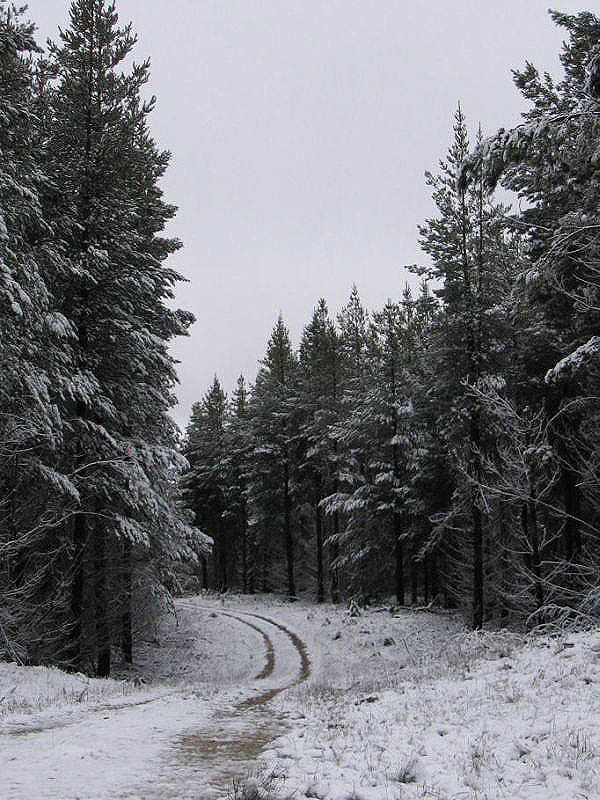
[251,598,600,800]
[1,594,600,800]
[0,597,307,799]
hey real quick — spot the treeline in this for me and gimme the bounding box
[0,1,208,675]
[183,10,600,629]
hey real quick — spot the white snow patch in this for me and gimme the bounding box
[545,336,600,383]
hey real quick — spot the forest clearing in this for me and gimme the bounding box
[2,594,600,800]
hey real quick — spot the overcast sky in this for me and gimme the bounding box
[30,0,589,428]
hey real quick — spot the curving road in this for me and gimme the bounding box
[217,608,311,708]
[126,603,312,800]
[1,601,311,800]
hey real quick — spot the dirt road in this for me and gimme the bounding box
[1,600,311,800]
[132,605,312,800]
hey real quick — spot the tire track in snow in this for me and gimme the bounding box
[2,605,309,743]
[230,610,311,708]
[193,605,311,706]
[213,611,275,680]
[143,604,313,799]
[236,610,311,685]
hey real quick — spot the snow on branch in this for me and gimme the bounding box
[544,336,600,384]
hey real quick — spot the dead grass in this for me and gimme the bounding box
[228,770,293,800]
[0,662,143,718]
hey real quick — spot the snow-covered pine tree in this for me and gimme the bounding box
[41,0,205,673]
[0,3,77,664]
[384,283,448,606]
[183,377,230,591]
[459,11,600,623]
[379,292,421,605]
[414,107,514,628]
[338,286,369,385]
[221,375,254,592]
[247,316,300,598]
[298,299,342,602]
[325,286,371,602]
[323,293,419,603]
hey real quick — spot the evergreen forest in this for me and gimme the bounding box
[2,0,600,684]
[183,11,600,632]
[0,0,209,676]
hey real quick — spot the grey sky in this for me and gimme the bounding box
[31,1,589,429]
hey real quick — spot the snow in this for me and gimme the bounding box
[44,311,75,339]
[0,661,151,728]
[260,601,600,800]
[544,336,600,384]
[2,595,600,799]
[2,693,213,799]
[0,597,306,799]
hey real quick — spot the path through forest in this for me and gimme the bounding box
[1,601,311,800]
[128,607,312,799]
[4,596,598,800]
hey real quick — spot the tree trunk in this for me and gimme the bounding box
[283,461,296,598]
[330,511,340,603]
[522,479,544,612]
[219,520,228,593]
[241,505,248,594]
[199,555,208,591]
[316,501,324,603]
[562,466,582,560]
[69,513,87,669]
[215,514,227,592]
[121,541,133,664]
[220,554,228,593]
[431,551,439,603]
[248,526,256,595]
[261,520,270,593]
[394,513,405,605]
[94,525,110,677]
[547,391,582,564]
[411,550,418,606]
[389,355,406,607]
[472,500,484,630]
[470,407,484,630]
[331,435,341,604]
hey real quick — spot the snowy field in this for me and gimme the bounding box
[1,594,600,799]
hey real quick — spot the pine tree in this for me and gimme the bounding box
[415,107,514,628]
[399,283,444,606]
[223,375,253,593]
[298,299,341,602]
[40,0,203,672]
[247,316,300,598]
[0,3,78,664]
[183,377,229,590]
[458,11,600,623]
[329,286,371,602]
[323,292,420,603]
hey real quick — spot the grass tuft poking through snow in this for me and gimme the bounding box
[228,771,294,800]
